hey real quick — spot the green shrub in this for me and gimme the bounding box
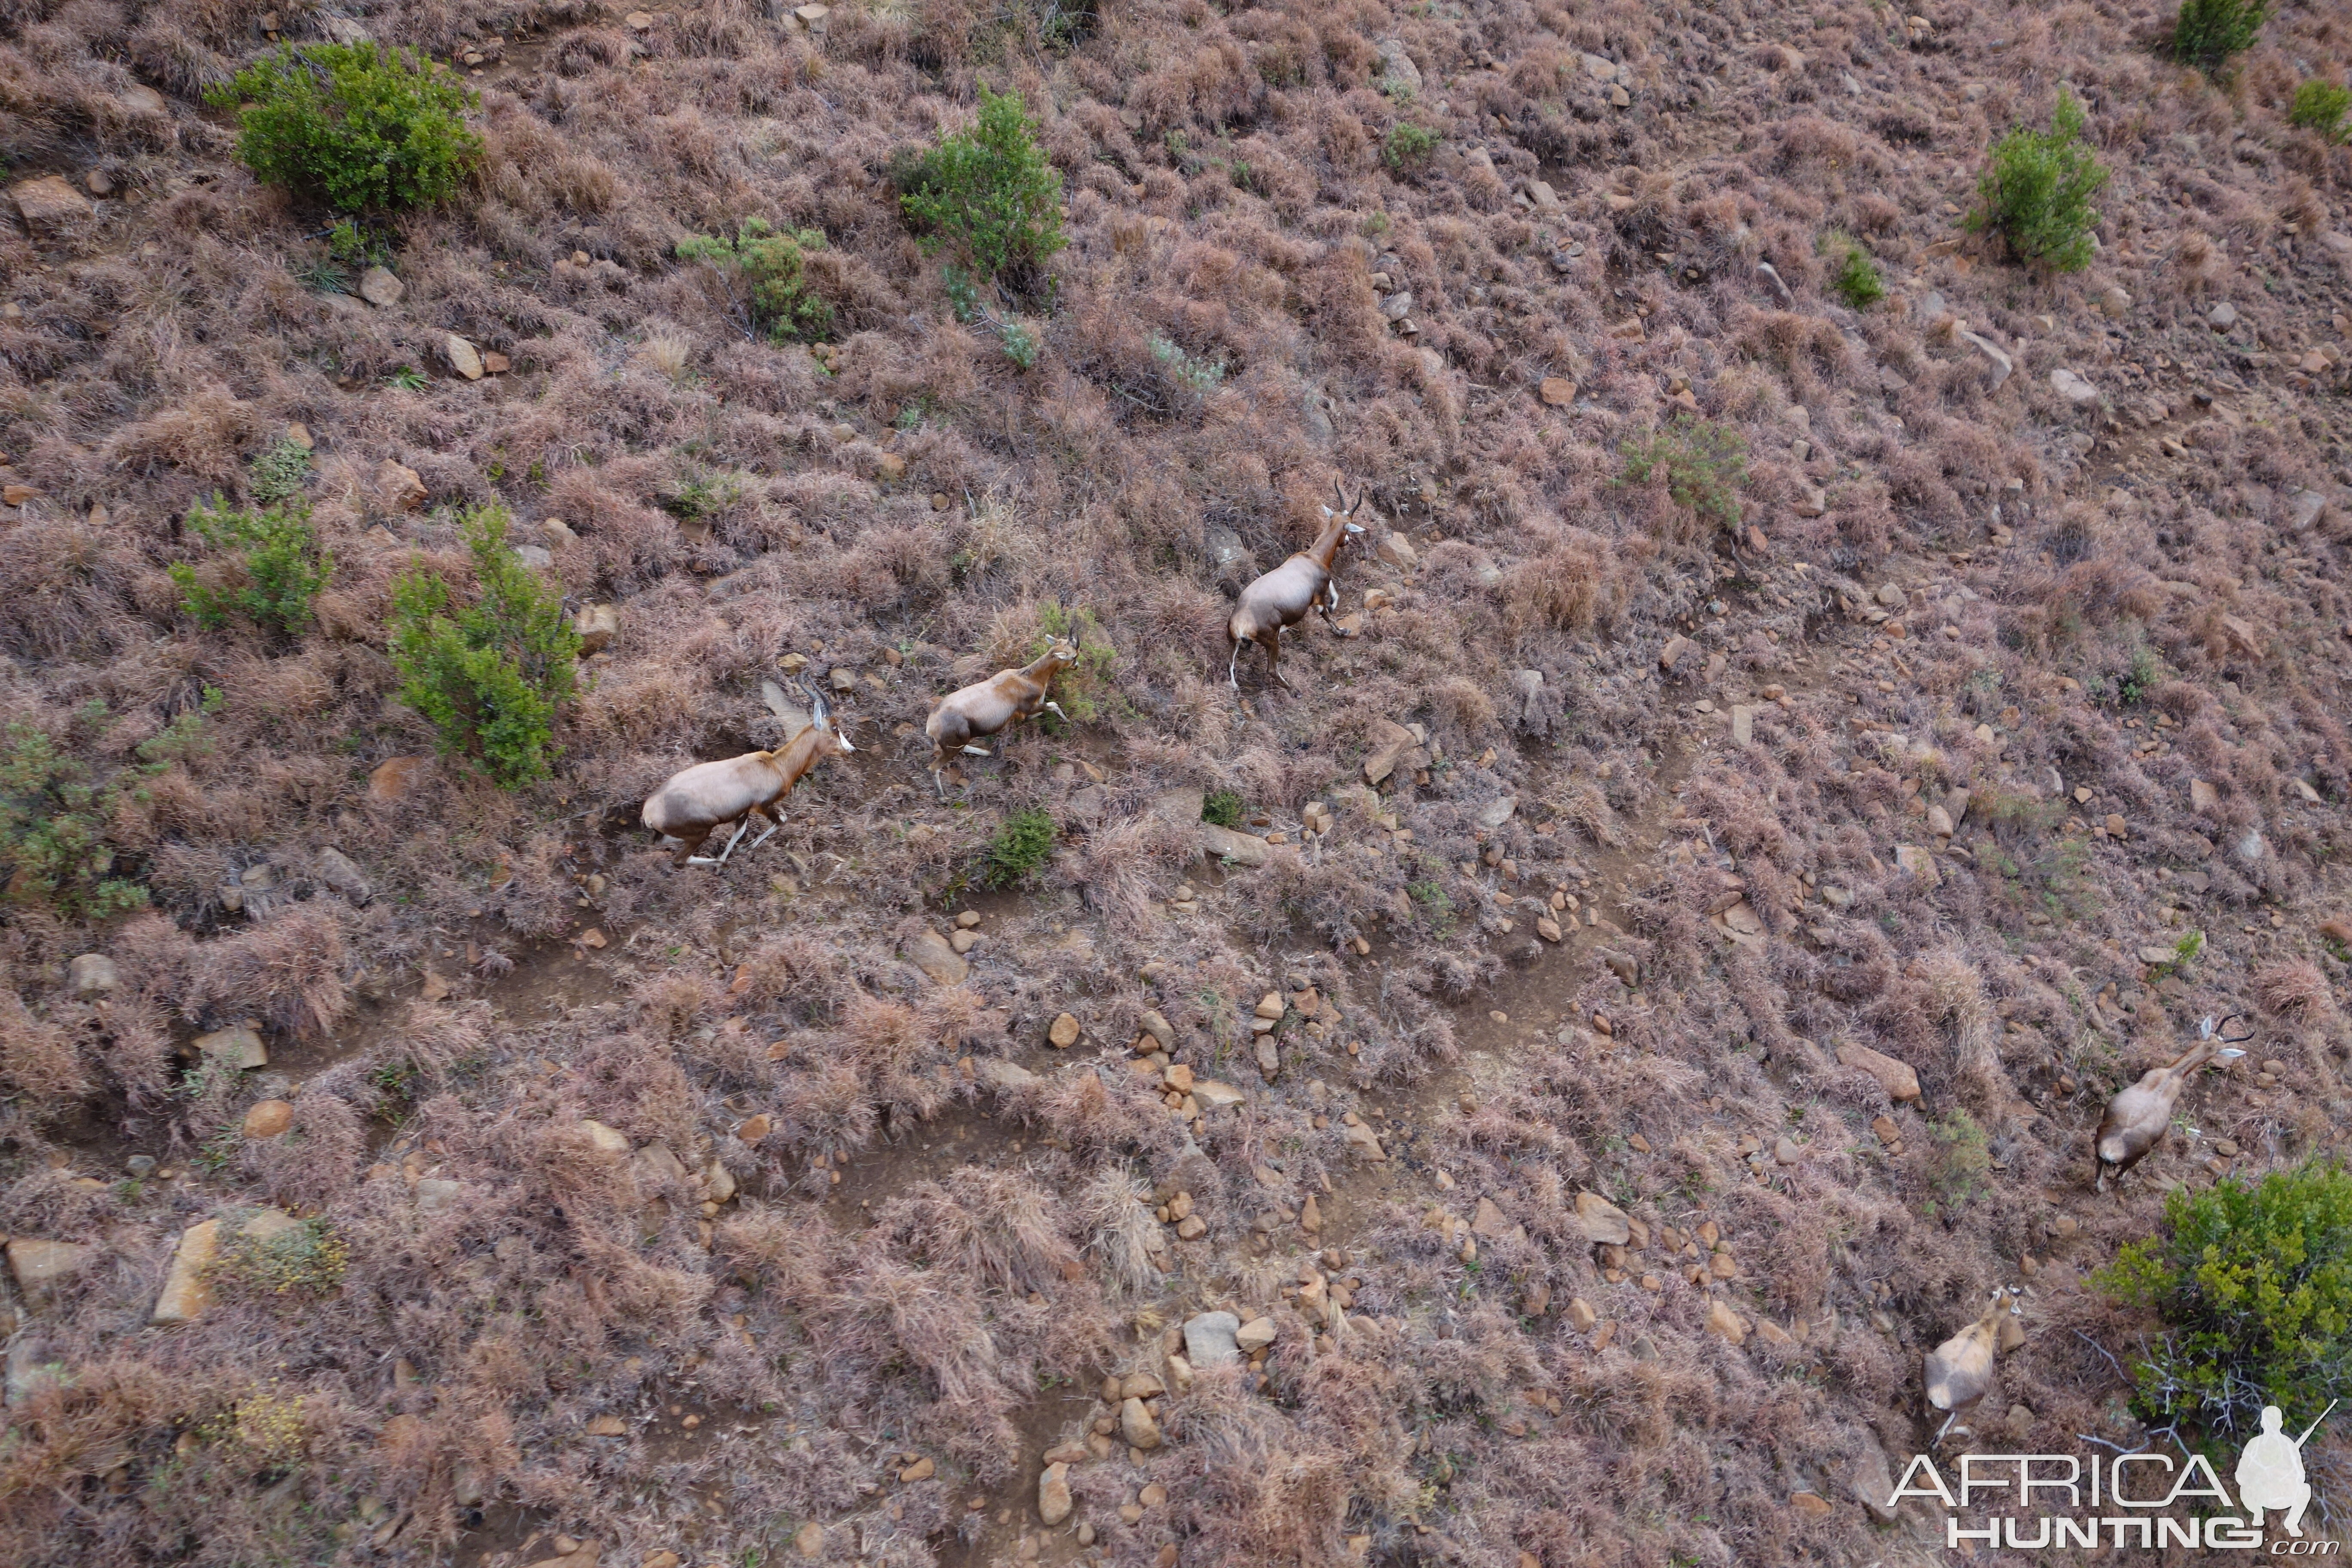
[2168,0,2266,75]
[980,808,1057,888]
[2097,1161,2352,1449]
[0,720,146,919]
[1618,417,1749,534]
[168,499,332,638]
[215,1213,350,1298]
[1201,790,1244,827]
[389,505,579,789]
[1148,333,1226,392]
[1033,602,1115,723]
[207,43,481,213]
[998,318,1041,370]
[1382,122,1440,172]
[246,437,313,507]
[1823,232,1885,309]
[677,219,835,342]
[897,86,1066,285]
[1924,1110,1991,1214]
[1966,89,2109,272]
[2290,79,2352,141]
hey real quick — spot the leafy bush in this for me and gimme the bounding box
[2291,79,2352,141]
[1383,122,1440,172]
[169,499,332,638]
[389,505,579,789]
[216,1213,350,1298]
[998,318,1041,370]
[1202,790,1244,827]
[1823,232,1884,309]
[0,721,145,919]
[1035,601,1116,723]
[1966,89,2109,272]
[2098,1161,2352,1448]
[897,86,1066,285]
[246,437,314,507]
[2168,0,2266,75]
[1618,417,1749,533]
[677,219,835,342]
[1149,333,1226,392]
[207,43,481,213]
[980,808,1057,888]
[1924,1110,1991,1214]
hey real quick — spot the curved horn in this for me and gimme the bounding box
[1332,477,1347,513]
[799,679,831,724]
[2215,1013,2254,1044]
[1348,487,1366,516]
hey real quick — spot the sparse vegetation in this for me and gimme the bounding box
[214,1214,350,1298]
[1618,417,1749,533]
[2290,78,2351,141]
[677,219,835,342]
[1924,1110,1992,1215]
[1383,122,1441,172]
[896,86,1065,285]
[2099,1161,2352,1448]
[389,505,579,789]
[1966,89,2109,272]
[0,720,147,920]
[2167,0,2266,76]
[168,498,332,638]
[207,43,481,212]
[1823,232,1885,309]
[1201,790,1244,827]
[980,807,1057,888]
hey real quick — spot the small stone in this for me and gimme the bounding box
[8,1238,89,1306]
[1705,1299,1748,1345]
[626,8,654,26]
[1565,1297,1598,1331]
[1300,1194,1323,1233]
[1234,1317,1277,1352]
[2208,301,2238,330]
[1038,1462,1072,1525]
[1119,1396,1161,1450]
[2190,778,2219,812]
[1049,1013,1081,1048]
[949,930,978,954]
[368,756,426,801]
[573,603,619,654]
[196,1023,267,1071]
[10,175,91,234]
[377,458,427,513]
[151,1221,220,1324]
[2049,368,2099,406]
[956,910,984,930]
[904,931,969,986]
[242,1099,294,1139]
[794,1521,824,1559]
[1539,376,1575,407]
[414,1177,461,1215]
[358,266,403,307]
[315,846,371,905]
[446,335,484,380]
[1175,1215,1206,1240]
[1838,1042,1920,1102]
[1573,1191,1631,1245]
[1792,1491,1833,1518]
[1183,1310,1241,1367]
[1773,1136,1801,1165]
[1658,634,1693,671]
[67,954,119,999]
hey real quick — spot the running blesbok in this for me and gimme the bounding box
[925,638,1080,799]
[2094,1014,2251,1191]
[1226,482,1368,690]
[1924,1286,2024,1442]
[642,683,855,868]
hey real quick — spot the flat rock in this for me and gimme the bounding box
[1894,845,1939,886]
[904,930,969,986]
[196,1022,267,1070]
[10,175,89,234]
[1183,1310,1241,1367]
[1340,1120,1386,1160]
[1038,1461,1072,1525]
[1836,1042,1921,1102]
[1958,330,2012,390]
[2190,778,2219,812]
[151,1219,221,1324]
[1573,1191,1631,1244]
[315,846,371,905]
[242,1099,294,1139]
[1363,719,1419,785]
[68,954,118,999]
[7,1239,88,1306]
[1199,824,1268,866]
[358,266,403,307]
[377,458,427,512]
[1190,1079,1243,1110]
[1476,797,1518,830]
[2049,368,2100,406]
[974,1058,1038,1093]
[414,1177,462,1216]
[1234,1317,1277,1352]
[1149,786,1206,827]
[1470,1197,1509,1237]
[1119,1395,1161,1449]
[1706,1298,1748,1345]
[368,755,426,801]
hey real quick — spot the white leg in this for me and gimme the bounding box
[1044,701,1069,722]
[711,818,752,867]
[742,824,778,855]
[1228,642,1240,686]
[934,768,947,800]
[962,744,991,756]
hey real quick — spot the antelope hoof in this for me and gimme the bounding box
[933,770,947,800]
[1044,701,1070,723]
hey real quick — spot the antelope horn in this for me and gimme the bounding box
[2215,1013,2254,1044]
[1332,477,1347,513]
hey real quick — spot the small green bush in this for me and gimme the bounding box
[215,1213,350,1298]
[169,498,332,638]
[1924,1110,1991,1214]
[998,318,1041,370]
[207,43,481,213]
[897,86,1066,285]
[2290,79,2352,141]
[1966,89,2109,272]
[677,219,835,342]
[1383,122,1440,172]
[1148,333,1226,392]
[1618,417,1749,534]
[2098,1161,2352,1449]
[980,808,1057,888]
[0,720,146,919]
[2168,0,2266,75]
[246,437,313,507]
[1201,790,1244,827]
[389,505,579,789]
[1823,232,1885,309]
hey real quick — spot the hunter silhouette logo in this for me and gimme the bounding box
[2239,1403,2334,1539]
[1889,1399,2339,1552]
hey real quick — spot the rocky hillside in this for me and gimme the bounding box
[3,0,2352,1562]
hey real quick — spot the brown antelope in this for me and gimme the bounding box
[925,638,1080,799]
[2094,1013,2250,1191]
[1924,1286,2023,1442]
[1226,482,1368,690]
[642,683,854,868]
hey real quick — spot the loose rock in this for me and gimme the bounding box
[1183,1310,1241,1368]
[358,266,404,307]
[243,1099,294,1139]
[1119,1396,1161,1450]
[1038,1462,1072,1525]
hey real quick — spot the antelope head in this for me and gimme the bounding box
[799,680,855,754]
[1323,478,1369,543]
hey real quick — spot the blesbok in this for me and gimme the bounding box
[2094,1013,2250,1191]
[925,638,1080,799]
[641,683,855,868]
[1226,482,1369,690]
[1924,1286,2024,1442]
